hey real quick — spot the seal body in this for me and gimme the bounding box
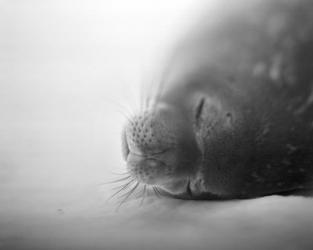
[122,0,313,199]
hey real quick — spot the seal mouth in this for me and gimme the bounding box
[126,151,172,185]
[123,136,196,196]
[124,141,200,196]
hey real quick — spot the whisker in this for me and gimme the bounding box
[115,110,133,124]
[150,56,174,110]
[139,68,150,113]
[154,187,163,198]
[141,74,156,112]
[104,98,135,124]
[152,187,158,198]
[153,187,161,198]
[113,108,135,125]
[140,184,147,206]
[111,180,135,191]
[107,179,135,201]
[116,182,140,209]
[106,97,135,116]
[142,85,154,112]
[113,178,135,190]
[145,187,151,197]
[117,181,139,199]
[118,103,135,117]
[97,174,131,186]
[105,175,132,184]
[126,81,141,114]
[110,171,130,176]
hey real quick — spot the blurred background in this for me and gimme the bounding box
[0,0,200,214]
[1,1,313,250]
[0,0,204,248]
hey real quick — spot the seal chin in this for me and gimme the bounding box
[157,179,191,196]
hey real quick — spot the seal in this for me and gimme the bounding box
[121,0,313,200]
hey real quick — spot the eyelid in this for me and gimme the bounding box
[195,97,205,121]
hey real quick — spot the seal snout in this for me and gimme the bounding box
[122,104,192,186]
[124,106,178,156]
[122,102,201,195]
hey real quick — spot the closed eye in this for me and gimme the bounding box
[195,97,205,122]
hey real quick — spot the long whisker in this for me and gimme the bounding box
[127,81,141,114]
[117,182,140,209]
[115,110,133,124]
[104,98,135,125]
[107,179,135,201]
[118,103,135,117]
[139,75,147,113]
[105,97,135,117]
[151,56,175,110]
[153,187,161,198]
[112,180,135,190]
[140,185,147,206]
[117,181,139,199]
[102,175,132,185]
[154,187,163,198]
[111,180,136,191]
[142,80,156,112]
[110,171,130,176]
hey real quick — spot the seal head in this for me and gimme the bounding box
[122,73,251,198]
[121,0,313,199]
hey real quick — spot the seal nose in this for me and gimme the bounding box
[123,104,200,187]
[125,105,179,156]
